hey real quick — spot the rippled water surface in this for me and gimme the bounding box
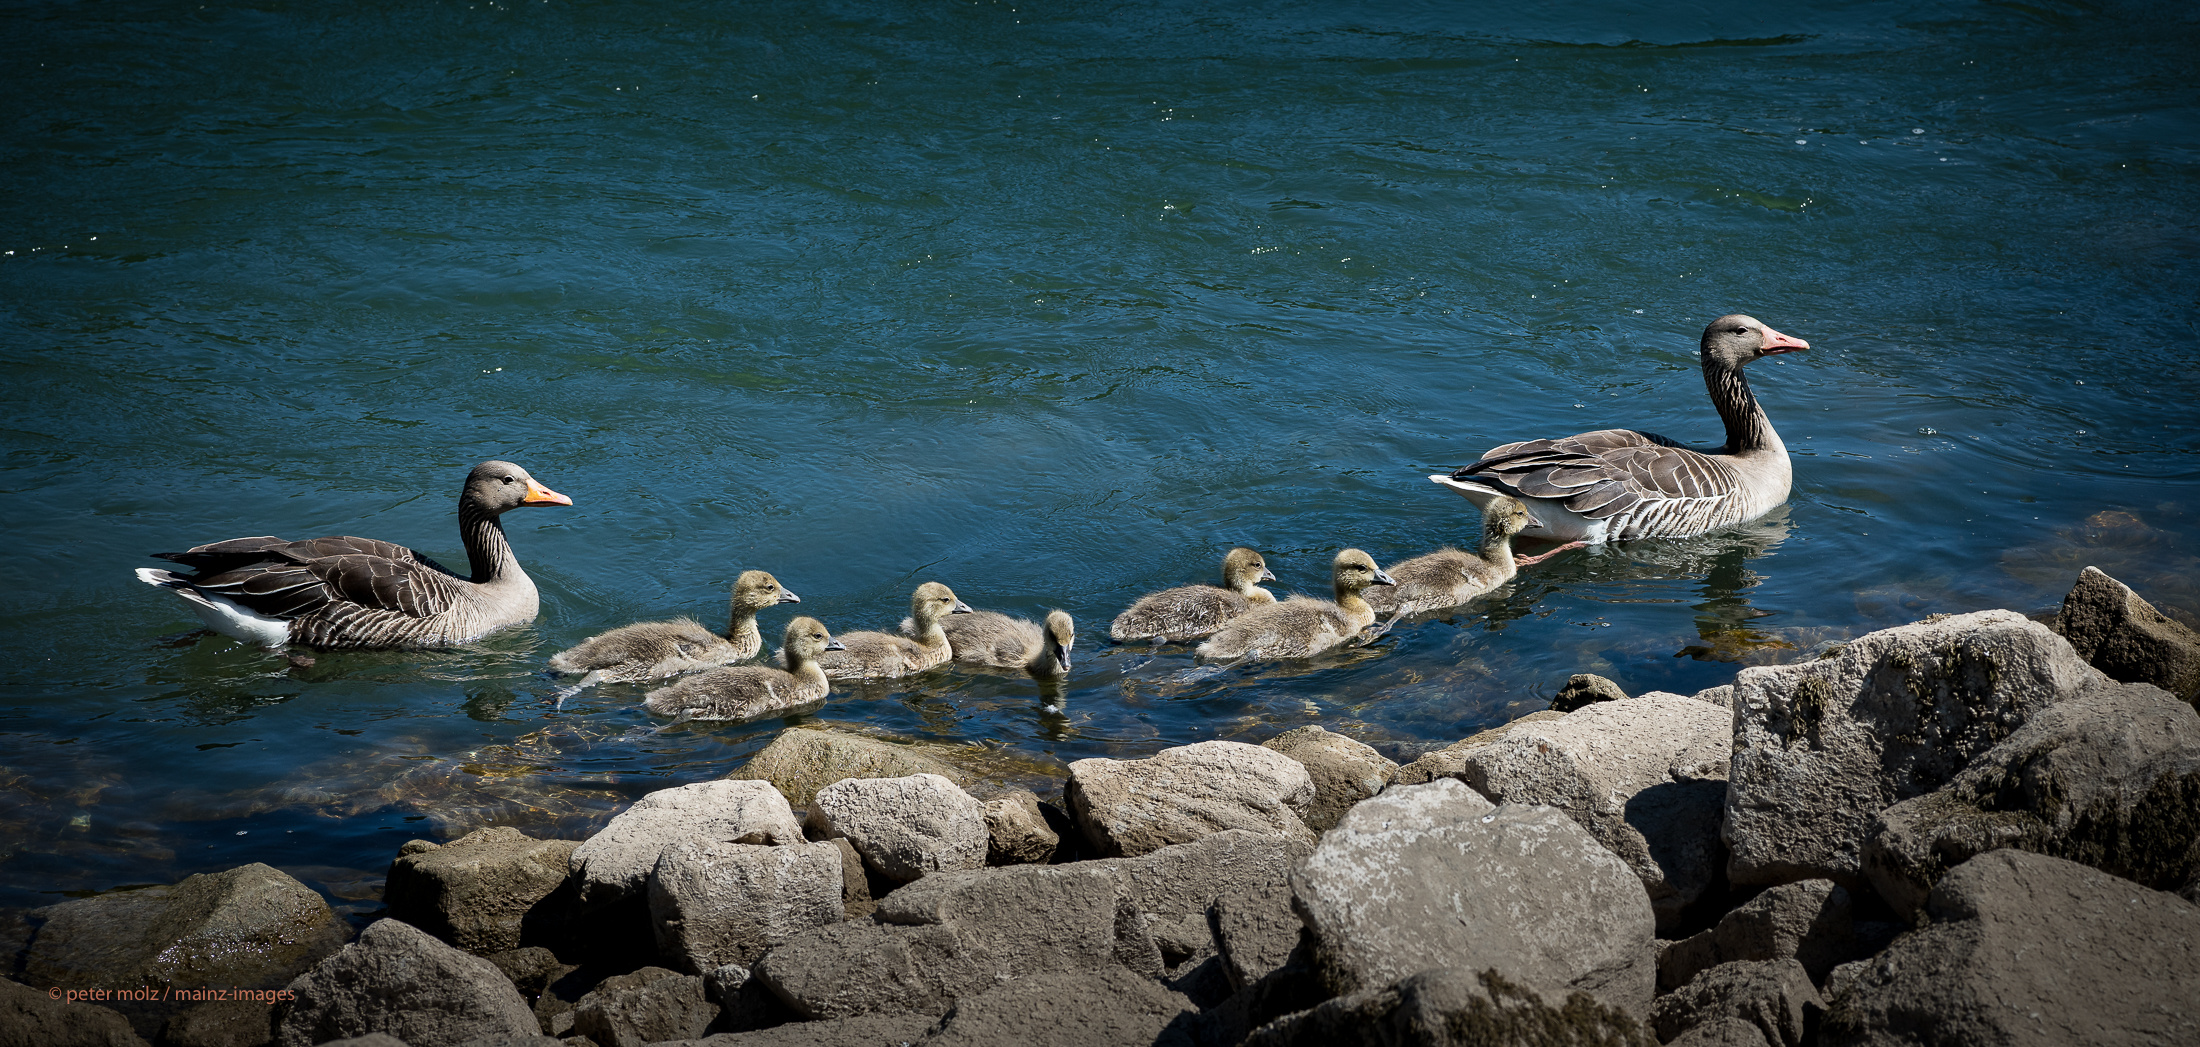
[4,0,2197,914]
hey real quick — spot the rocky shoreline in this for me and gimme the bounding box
[6,566,2196,1047]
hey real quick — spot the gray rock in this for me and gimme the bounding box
[1650,960,1821,1047]
[1242,967,1655,1047]
[1460,694,1731,934]
[649,840,846,971]
[1290,780,1656,1014]
[1658,880,1895,991]
[1822,849,2200,1046]
[921,964,1197,1047]
[0,977,149,1047]
[1089,829,1314,937]
[570,781,805,907]
[1726,610,2107,889]
[1863,678,2200,920]
[1551,673,1630,712]
[23,863,348,1037]
[160,1000,275,1047]
[384,826,576,954]
[825,837,875,920]
[1668,1017,1772,1047]
[2057,565,2200,706]
[274,918,539,1047]
[449,1034,563,1046]
[723,728,969,808]
[1821,960,1869,1006]
[318,1037,410,1047]
[813,773,989,883]
[569,967,715,1047]
[1211,885,1303,993]
[978,788,1058,866]
[645,1010,937,1046]
[754,863,1139,1020]
[1066,741,1315,857]
[702,963,796,1035]
[1637,685,1736,710]
[1391,710,1567,787]
[1259,725,1399,832]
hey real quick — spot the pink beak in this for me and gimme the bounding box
[1760,326,1810,355]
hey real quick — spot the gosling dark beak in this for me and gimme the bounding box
[825,638,847,652]
[779,590,802,604]
[1372,567,1398,587]
[951,601,974,615]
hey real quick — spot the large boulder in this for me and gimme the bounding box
[1726,610,2106,889]
[1241,968,1654,1047]
[1289,780,1656,1015]
[979,788,1059,866]
[1391,711,1566,787]
[568,966,716,1047]
[2057,566,2200,706]
[1658,880,1897,992]
[724,727,969,808]
[1822,849,2200,1046]
[23,863,348,1037]
[0,978,149,1047]
[1458,694,1731,934]
[159,999,275,1047]
[1089,829,1314,971]
[648,839,846,971]
[1651,960,1822,1047]
[753,862,1147,1020]
[1066,741,1315,857]
[1212,885,1305,993]
[383,826,576,954]
[921,964,1198,1047]
[812,773,989,883]
[569,780,805,907]
[274,918,538,1047]
[1258,726,1398,832]
[1863,678,2200,919]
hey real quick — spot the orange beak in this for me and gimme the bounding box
[520,479,573,507]
[1761,326,1810,355]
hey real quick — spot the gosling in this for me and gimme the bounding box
[642,616,843,722]
[807,581,972,680]
[549,570,801,688]
[1109,547,1277,643]
[1365,498,1586,618]
[1195,549,1396,662]
[927,608,1075,679]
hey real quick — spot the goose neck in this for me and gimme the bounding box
[1704,359,1783,454]
[458,503,522,585]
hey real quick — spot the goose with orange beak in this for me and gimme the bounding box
[1431,314,1810,543]
[136,460,572,649]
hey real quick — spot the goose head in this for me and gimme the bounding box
[1221,547,1278,594]
[780,616,845,666]
[1037,609,1075,675]
[732,570,801,611]
[1331,548,1397,597]
[464,461,572,514]
[908,582,975,627]
[1701,314,1809,369]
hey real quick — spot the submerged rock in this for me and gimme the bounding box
[1725,610,2105,889]
[1550,673,1629,713]
[2056,565,2200,706]
[723,727,969,808]
[1290,780,1655,1015]
[1822,849,2200,1047]
[1066,741,1315,858]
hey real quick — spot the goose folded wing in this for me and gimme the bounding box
[1454,431,1735,522]
[303,551,470,618]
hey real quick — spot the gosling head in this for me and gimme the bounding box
[780,616,844,666]
[1221,547,1277,593]
[908,582,975,626]
[1701,314,1809,370]
[1480,498,1535,541]
[1331,548,1397,596]
[732,570,802,611]
[1041,609,1075,674]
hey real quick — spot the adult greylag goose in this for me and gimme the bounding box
[643,617,843,722]
[548,570,800,688]
[134,461,571,649]
[928,608,1075,679]
[804,582,972,681]
[1109,547,1277,643]
[1431,314,1809,542]
[1365,497,1585,618]
[1196,549,1396,662]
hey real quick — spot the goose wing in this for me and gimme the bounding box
[1453,429,1739,523]
[155,535,469,621]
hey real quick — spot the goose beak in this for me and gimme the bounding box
[1759,327,1810,355]
[825,638,847,652]
[1054,644,1072,672]
[779,590,802,604]
[1260,567,1278,583]
[520,480,573,506]
[951,600,974,614]
[1371,567,1399,587]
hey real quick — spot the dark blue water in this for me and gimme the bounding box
[4,0,2196,916]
